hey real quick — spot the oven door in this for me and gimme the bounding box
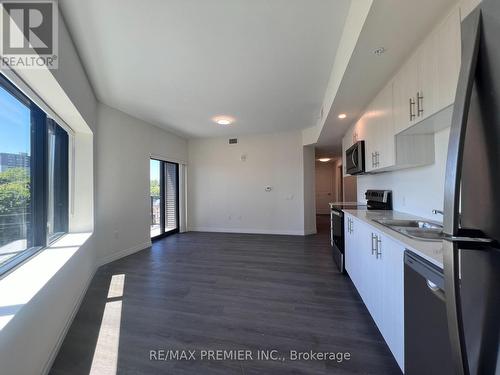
[331,209,345,273]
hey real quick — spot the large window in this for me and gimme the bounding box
[150,159,179,239]
[0,74,69,276]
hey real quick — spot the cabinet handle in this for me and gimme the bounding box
[409,98,416,121]
[371,233,377,255]
[376,237,382,259]
[417,91,424,117]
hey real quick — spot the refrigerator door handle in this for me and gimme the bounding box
[443,8,482,237]
[426,279,445,302]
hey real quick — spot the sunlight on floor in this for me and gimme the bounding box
[89,274,125,375]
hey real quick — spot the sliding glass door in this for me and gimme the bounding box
[150,159,179,239]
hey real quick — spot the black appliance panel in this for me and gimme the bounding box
[345,141,365,175]
[404,251,454,375]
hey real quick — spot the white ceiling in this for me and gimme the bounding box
[59,0,350,138]
[316,0,458,157]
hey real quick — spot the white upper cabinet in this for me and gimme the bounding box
[342,4,464,175]
[416,30,440,122]
[437,7,461,109]
[393,54,419,134]
[392,5,461,134]
[364,82,395,172]
[342,126,354,176]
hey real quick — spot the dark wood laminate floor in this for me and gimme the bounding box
[50,216,401,374]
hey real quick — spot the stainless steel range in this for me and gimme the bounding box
[330,190,392,273]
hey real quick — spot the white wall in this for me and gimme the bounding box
[95,104,188,265]
[357,127,450,221]
[187,130,308,235]
[303,145,317,234]
[0,11,99,375]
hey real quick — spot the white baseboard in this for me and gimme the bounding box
[304,227,317,235]
[96,241,152,267]
[41,266,97,375]
[188,227,306,236]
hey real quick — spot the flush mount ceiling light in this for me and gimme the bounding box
[213,116,235,126]
[373,47,386,56]
[338,113,347,119]
[318,158,331,162]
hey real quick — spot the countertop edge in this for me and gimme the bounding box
[342,209,444,269]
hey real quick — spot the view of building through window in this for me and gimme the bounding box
[0,74,69,275]
[0,84,32,267]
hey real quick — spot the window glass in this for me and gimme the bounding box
[150,159,161,238]
[0,75,69,275]
[0,85,31,267]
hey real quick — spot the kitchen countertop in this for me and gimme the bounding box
[343,209,444,269]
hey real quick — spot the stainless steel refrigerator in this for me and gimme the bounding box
[443,2,500,374]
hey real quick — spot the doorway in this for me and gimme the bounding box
[150,159,179,239]
[315,159,340,214]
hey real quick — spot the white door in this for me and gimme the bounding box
[315,161,337,214]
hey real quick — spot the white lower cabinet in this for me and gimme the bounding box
[344,213,404,370]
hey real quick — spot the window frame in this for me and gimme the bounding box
[0,74,69,278]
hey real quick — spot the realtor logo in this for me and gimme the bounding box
[0,0,58,69]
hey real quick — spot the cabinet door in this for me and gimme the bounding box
[345,216,369,306]
[363,102,378,172]
[344,214,355,277]
[416,31,439,121]
[379,234,405,371]
[354,219,376,311]
[342,126,354,177]
[437,7,461,109]
[376,82,395,170]
[393,57,418,134]
[364,82,395,172]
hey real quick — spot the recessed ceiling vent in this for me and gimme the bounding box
[229,138,238,144]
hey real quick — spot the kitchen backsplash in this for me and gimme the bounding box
[357,127,450,221]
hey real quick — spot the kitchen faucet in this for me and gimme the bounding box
[432,209,444,216]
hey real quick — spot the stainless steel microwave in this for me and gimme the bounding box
[345,141,365,175]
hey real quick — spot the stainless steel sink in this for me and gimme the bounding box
[373,218,445,242]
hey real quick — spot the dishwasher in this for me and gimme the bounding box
[404,250,454,375]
